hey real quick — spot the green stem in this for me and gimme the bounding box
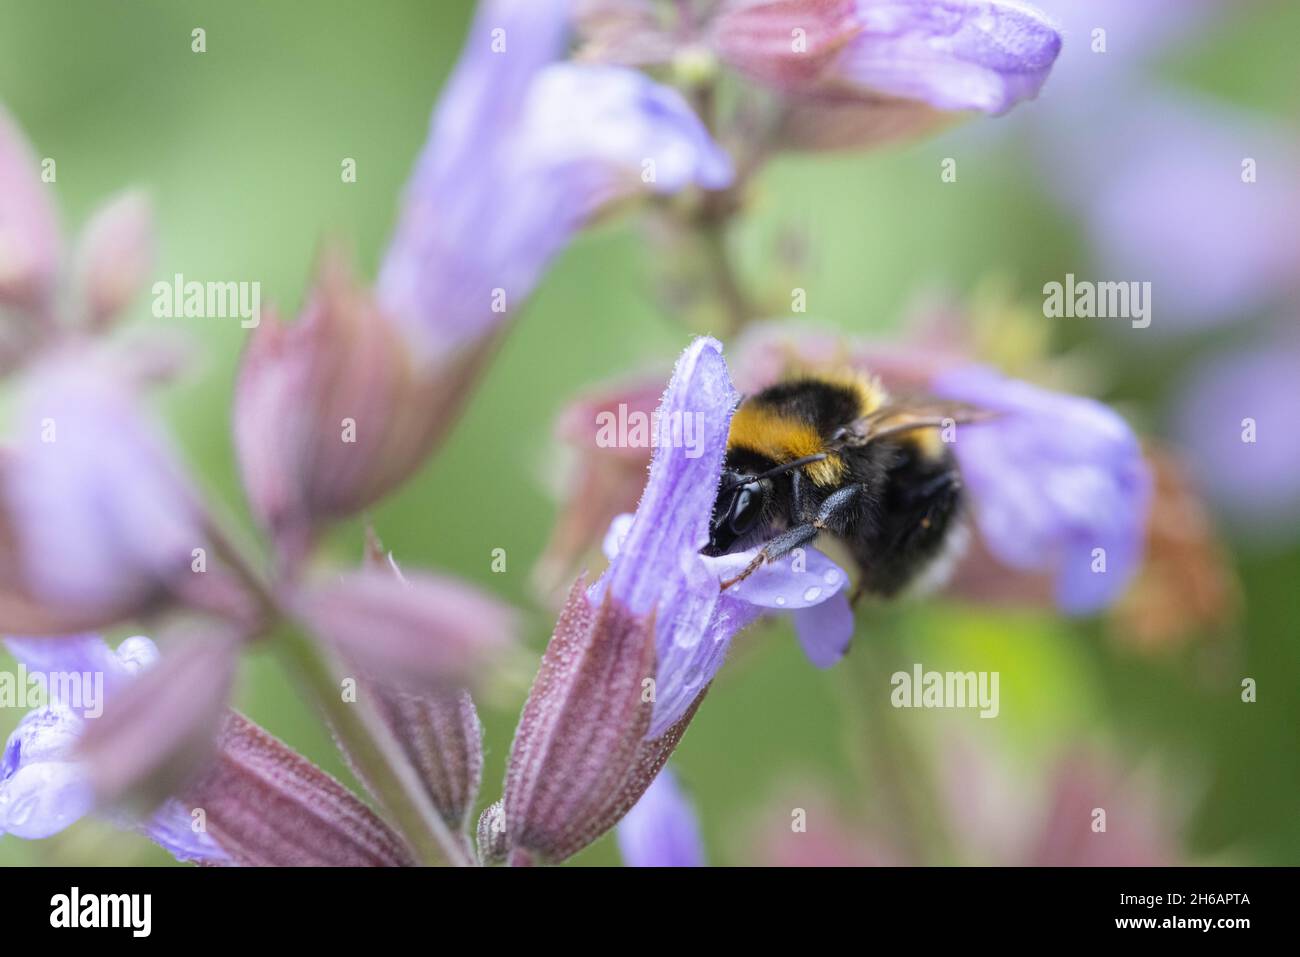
[841,623,958,865]
[698,215,754,336]
[272,626,473,867]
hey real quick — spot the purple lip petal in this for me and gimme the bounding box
[791,592,856,668]
[934,364,1150,615]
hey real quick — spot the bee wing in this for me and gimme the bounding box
[835,399,995,448]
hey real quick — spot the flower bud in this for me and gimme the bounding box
[78,631,239,815]
[184,712,415,867]
[499,581,701,864]
[234,253,496,563]
[0,107,60,311]
[74,190,155,331]
[711,0,863,90]
[292,566,516,692]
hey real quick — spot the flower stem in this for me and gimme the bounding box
[697,214,754,336]
[272,625,474,867]
[839,621,958,865]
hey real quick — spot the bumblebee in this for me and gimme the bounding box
[705,371,986,598]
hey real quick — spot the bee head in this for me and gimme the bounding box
[708,470,770,554]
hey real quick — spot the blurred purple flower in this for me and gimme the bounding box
[835,0,1062,114]
[0,634,227,862]
[1047,93,1300,329]
[2,633,423,866]
[377,0,732,360]
[935,365,1150,614]
[2,353,249,632]
[616,766,706,867]
[1169,337,1300,538]
[1028,0,1219,98]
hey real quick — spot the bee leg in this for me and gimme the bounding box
[720,484,865,590]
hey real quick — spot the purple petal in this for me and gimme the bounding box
[792,592,855,668]
[138,798,230,864]
[0,706,93,839]
[4,634,157,713]
[617,766,706,867]
[594,338,737,736]
[836,0,1062,114]
[701,546,849,610]
[934,365,1150,615]
[521,63,734,194]
[601,337,738,614]
[377,0,730,357]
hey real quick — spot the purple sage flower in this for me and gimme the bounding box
[616,766,706,867]
[494,338,849,864]
[377,0,733,360]
[592,337,853,737]
[934,365,1150,614]
[0,634,227,862]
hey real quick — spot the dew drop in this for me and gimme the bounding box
[823,569,839,585]
[802,586,822,602]
[775,596,787,607]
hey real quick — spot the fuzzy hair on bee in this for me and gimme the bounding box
[704,370,987,600]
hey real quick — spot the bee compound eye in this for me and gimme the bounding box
[728,482,763,535]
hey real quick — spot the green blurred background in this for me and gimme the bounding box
[1,0,1297,866]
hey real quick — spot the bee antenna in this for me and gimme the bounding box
[752,453,829,483]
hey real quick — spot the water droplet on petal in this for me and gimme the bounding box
[7,793,36,827]
[823,569,839,585]
[774,596,786,607]
[802,586,822,602]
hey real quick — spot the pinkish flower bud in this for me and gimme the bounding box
[233,253,492,563]
[0,107,60,311]
[711,0,864,90]
[185,712,415,867]
[78,631,239,815]
[498,581,702,864]
[292,567,516,692]
[365,687,483,854]
[74,191,155,331]
[773,93,948,152]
